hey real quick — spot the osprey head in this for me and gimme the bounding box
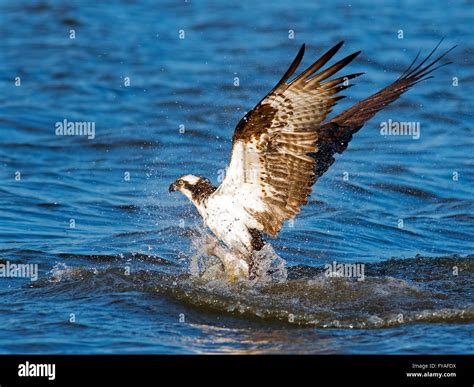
[169,174,216,203]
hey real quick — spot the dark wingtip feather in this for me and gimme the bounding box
[290,41,347,86]
[401,40,456,82]
[306,50,361,84]
[397,50,421,81]
[271,43,306,91]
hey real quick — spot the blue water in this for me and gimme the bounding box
[0,0,473,354]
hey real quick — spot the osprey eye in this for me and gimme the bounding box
[178,180,185,186]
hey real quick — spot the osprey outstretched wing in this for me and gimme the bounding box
[216,40,454,236]
[169,40,454,278]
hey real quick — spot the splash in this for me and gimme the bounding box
[27,251,474,329]
[48,263,98,283]
[188,230,287,283]
[250,244,287,283]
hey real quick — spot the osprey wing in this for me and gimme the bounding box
[215,40,453,238]
[314,39,455,178]
[216,42,362,236]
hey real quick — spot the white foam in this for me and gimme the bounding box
[188,230,287,283]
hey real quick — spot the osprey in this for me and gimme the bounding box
[169,40,453,279]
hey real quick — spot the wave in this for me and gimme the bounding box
[25,247,474,329]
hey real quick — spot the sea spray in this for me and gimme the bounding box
[188,229,287,283]
[250,244,287,283]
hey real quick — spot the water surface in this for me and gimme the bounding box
[0,0,473,354]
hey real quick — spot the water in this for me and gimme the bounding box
[0,0,473,354]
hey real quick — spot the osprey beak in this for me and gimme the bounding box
[168,182,177,193]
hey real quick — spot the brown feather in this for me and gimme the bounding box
[219,41,453,238]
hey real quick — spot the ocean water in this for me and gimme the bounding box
[0,0,473,354]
